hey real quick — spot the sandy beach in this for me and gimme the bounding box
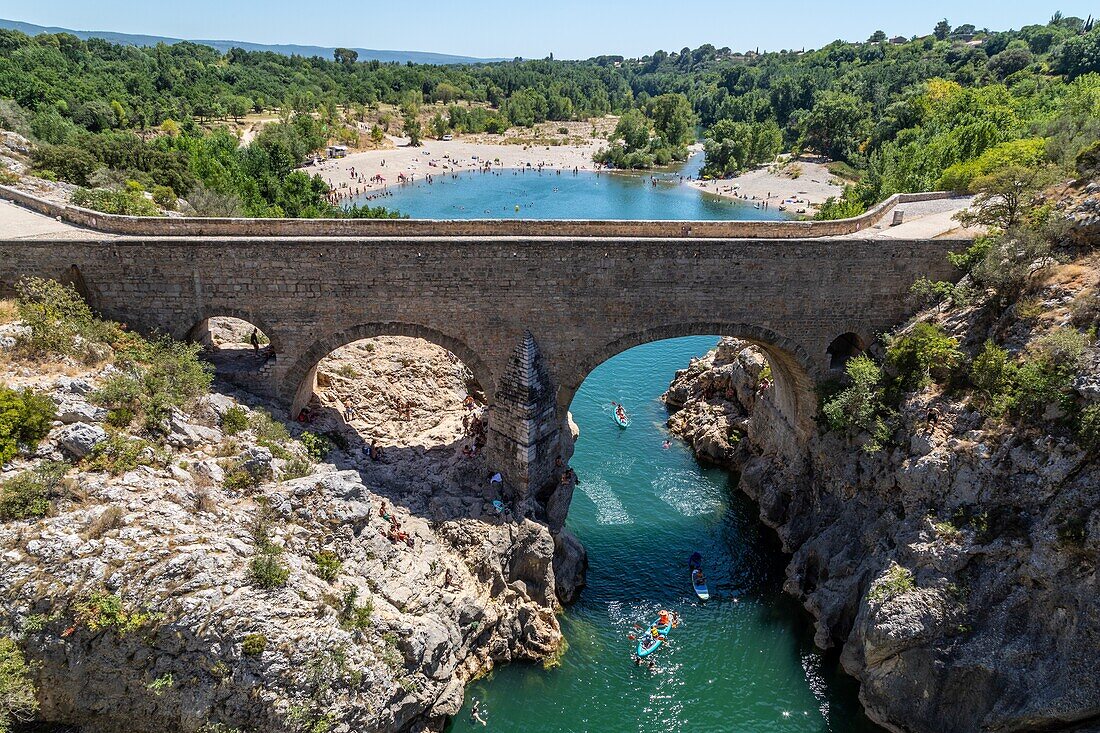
[312,134,607,203]
[311,131,846,215]
[690,157,845,213]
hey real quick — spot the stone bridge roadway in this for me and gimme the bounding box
[0,193,975,503]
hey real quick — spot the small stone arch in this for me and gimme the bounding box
[179,309,285,356]
[566,322,818,441]
[826,332,867,371]
[280,322,494,418]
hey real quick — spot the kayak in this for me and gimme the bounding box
[613,407,629,428]
[689,553,709,601]
[636,619,672,658]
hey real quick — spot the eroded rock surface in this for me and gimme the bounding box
[665,322,1100,732]
[0,335,564,733]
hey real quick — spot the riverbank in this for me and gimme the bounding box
[661,231,1100,731]
[689,156,845,214]
[312,135,608,203]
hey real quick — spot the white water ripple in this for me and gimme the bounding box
[652,470,723,517]
[579,475,633,525]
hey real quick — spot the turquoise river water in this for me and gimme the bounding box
[446,337,883,733]
[353,153,785,221]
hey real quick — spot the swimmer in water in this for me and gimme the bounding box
[471,699,487,726]
[663,440,672,449]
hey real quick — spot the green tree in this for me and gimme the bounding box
[885,323,963,391]
[333,48,358,65]
[934,19,952,41]
[0,637,38,732]
[822,355,891,453]
[429,112,448,140]
[403,115,422,146]
[702,119,782,177]
[963,165,1053,229]
[645,93,696,149]
[802,91,870,161]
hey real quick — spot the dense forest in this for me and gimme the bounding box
[0,12,1097,217]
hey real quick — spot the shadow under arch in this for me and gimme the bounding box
[564,321,818,441]
[280,322,494,418]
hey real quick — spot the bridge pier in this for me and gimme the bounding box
[487,331,563,505]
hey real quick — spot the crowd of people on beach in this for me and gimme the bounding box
[317,149,609,206]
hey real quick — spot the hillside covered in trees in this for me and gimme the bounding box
[0,12,1097,217]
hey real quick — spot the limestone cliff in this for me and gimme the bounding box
[664,258,1100,731]
[0,328,562,733]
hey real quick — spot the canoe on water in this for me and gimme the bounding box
[689,552,710,601]
[636,619,673,658]
[612,404,629,428]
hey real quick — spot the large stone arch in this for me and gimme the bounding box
[280,322,494,418]
[564,321,818,441]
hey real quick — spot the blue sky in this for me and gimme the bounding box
[0,0,1094,59]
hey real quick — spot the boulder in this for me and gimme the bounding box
[167,411,223,448]
[56,423,107,458]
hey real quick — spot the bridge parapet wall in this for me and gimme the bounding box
[0,185,952,240]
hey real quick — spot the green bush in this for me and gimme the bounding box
[223,464,267,492]
[339,586,373,630]
[249,407,290,442]
[1076,139,1100,179]
[299,432,331,462]
[909,278,972,309]
[221,406,249,435]
[248,504,288,589]
[72,187,162,217]
[1013,329,1090,422]
[821,355,891,453]
[313,551,342,582]
[241,633,267,655]
[814,195,866,221]
[280,457,313,481]
[74,591,157,635]
[106,407,135,428]
[0,461,69,521]
[0,386,56,466]
[14,277,121,359]
[146,673,173,696]
[867,564,915,603]
[0,636,38,732]
[84,433,150,475]
[151,185,177,210]
[1078,405,1100,452]
[885,323,963,392]
[92,335,212,435]
[969,341,1017,415]
[249,552,289,589]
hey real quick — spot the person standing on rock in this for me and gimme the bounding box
[250,328,260,355]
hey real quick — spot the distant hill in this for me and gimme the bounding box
[0,18,501,65]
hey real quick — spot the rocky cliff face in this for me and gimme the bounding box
[664,274,1100,731]
[0,330,563,733]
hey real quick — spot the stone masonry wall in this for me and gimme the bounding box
[0,230,964,495]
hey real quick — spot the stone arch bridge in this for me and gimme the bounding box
[0,190,972,504]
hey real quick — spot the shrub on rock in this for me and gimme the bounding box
[0,385,55,465]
